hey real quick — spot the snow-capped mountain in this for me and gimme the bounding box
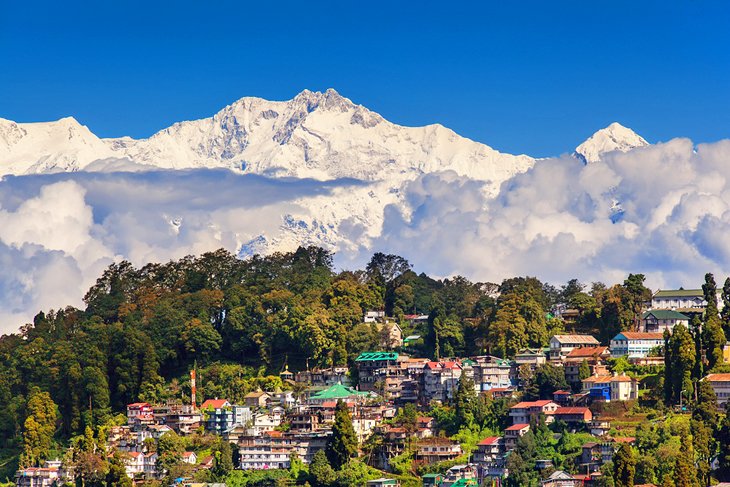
[0,89,535,192]
[0,91,650,259]
[574,122,648,164]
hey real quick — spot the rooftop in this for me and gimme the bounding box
[310,383,369,400]
[355,352,399,362]
[642,309,690,320]
[613,332,664,340]
[654,289,705,298]
[551,334,600,344]
[566,346,609,359]
[704,373,730,382]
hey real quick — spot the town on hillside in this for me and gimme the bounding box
[7,251,730,487]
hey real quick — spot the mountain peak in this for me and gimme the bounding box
[574,122,649,164]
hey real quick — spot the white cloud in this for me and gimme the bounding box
[1,137,730,334]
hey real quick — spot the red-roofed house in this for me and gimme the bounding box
[200,398,231,410]
[473,436,504,464]
[182,451,197,464]
[126,402,152,423]
[553,407,592,426]
[564,346,610,385]
[505,424,530,450]
[422,361,462,404]
[509,400,559,424]
[702,373,730,405]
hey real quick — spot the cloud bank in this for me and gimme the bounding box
[1,137,730,333]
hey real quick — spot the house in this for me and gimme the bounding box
[553,390,573,406]
[374,321,403,350]
[364,310,386,323]
[307,383,371,405]
[200,399,231,410]
[126,402,153,423]
[702,373,730,405]
[610,332,664,358]
[473,436,504,464]
[541,470,580,487]
[651,288,723,312]
[182,451,197,464]
[641,310,690,334]
[515,348,547,370]
[582,373,638,401]
[563,346,610,385]
[470,356,515,392]
[422,474,445,487]
[366,479,400,487]
[355,352,400,392]
[553,407,592,426]
[422,361,463,404]
[125,451,158,479]
[441,464,478,486]
[15,461,62,487]
[243,391,271,409]
[504,423,530,450]
[549,335,600,361]
[581,441,615,469]
[509,400,559,425]
[414,438,462,465]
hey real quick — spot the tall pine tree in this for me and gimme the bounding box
[325,400,358,469]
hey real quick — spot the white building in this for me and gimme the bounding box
[549,335,600,360]
[702,373,730,405]
[652,289,724,312]
[15,461,62,487]
[610,332,664,358]
[641,310,690,334]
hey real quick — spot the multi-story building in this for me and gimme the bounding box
[126,402,153,424]
[470,356,514,392]
[651,288,723,312]
[515,348,547,370]
[504,423,530,450]
[582,373,638,401]
[702,373,730,405]
[355,352,400,392]
[421,361,462,404]
[509,400,559,425]
[641,309,690,333]
[549,335,600,361]
[15,461,62,487]
[414,438,462,465]
[204,404,252,433]
[610,332,664,358]
[552,407,592,426]
[472,436,504,464]
[563,346,610,385]
[238,430,330,467]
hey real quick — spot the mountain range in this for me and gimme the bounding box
[0,89,649,256]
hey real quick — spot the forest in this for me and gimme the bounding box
[3,246,730,485]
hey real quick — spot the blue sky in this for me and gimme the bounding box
[1,0,729,156]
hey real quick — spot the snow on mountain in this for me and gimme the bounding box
[0,117,117,174]
[0,91,650,260]
[574,122,649,164]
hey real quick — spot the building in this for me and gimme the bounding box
[641,310,690,334]
[515,348,547,370]
[307,383,371,405]
[200,398,231,410]
[582,373,638,402]
[15,461,62,487]
[126,402,153,423]
[504,423,530,450]
[563,346,610,385]
[422,361,463,404]
[509,400,559,425]
[374,321,403,350]
[355,352,400,392]
[296,366,351,387]
[702,373,730,405]
[552,407,592,426]
[549,335,600,361]
[414,438,463,465]
[610,332,664,358]
[541,470,580,487]
[243,392,271,409]
[470,356,514,392]
[651,288,723,312]
[364,310,386,323]
[473,437,504,464]
[366,479,400,487]
[204,404,252,433]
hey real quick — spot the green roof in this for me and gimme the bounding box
[654,289,704,298]
[450,480,477,487]
[643,309,690,320]
[310,383,369,400]
[355,352,399,362]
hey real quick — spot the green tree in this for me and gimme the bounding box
[106,452,132,487]
[702,273,726,370]
[613,443,636,487]
[211,439,234,480]
[674,436,697,487]
[20,389,58,467]
[310,449,336,487]
[721,277,730,340]
[325,400,358,469]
